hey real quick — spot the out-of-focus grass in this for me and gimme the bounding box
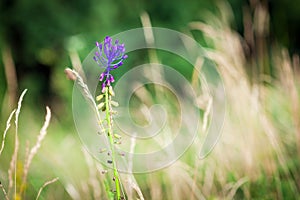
[1,2,300,200]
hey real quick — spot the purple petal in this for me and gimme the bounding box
[99,73,105,81]
[110,75,115,83]
[106,79,111,86]
[101,82,106,93]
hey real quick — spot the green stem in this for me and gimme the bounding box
[105,86,121,200]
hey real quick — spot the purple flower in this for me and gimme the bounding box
[93,36,127,92]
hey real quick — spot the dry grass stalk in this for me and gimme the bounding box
[0,109,16,156]
[186,2,300,198]
[202,97,212,132]
[24,140,30,172]
[280,50,300,155]
[0,181,9,200]
[125,178,144,200]
[8,89,27,196]
[64,69,91,104]
[68,50,83,75]
[292,55,300,157]
[140,11,159,63]
[191,57,204,88]
[35,177,59,200]
[21,106,51,193]
[1,45,18,109]
[166,162,204,200]
[123,136,145,200]
[82,148,101,199]
[64,183,81,200]
[225,177,248,199]
[148,174,162,200]
[64,68,104,133]
[140,11,164,99]
[190,160,201,200]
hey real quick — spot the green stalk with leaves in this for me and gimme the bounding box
[105,86,121,199]
[94,36,127,200]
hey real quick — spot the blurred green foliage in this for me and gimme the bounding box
[0,0,299,112]
[0,0,218,121]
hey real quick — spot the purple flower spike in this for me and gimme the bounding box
[94,36,127,92]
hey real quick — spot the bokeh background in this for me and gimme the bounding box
[0,0,300,199]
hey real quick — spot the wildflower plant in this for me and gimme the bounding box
[94,36,127,200]
[72,28,224,200]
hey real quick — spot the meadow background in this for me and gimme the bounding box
[0,0,300,199]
